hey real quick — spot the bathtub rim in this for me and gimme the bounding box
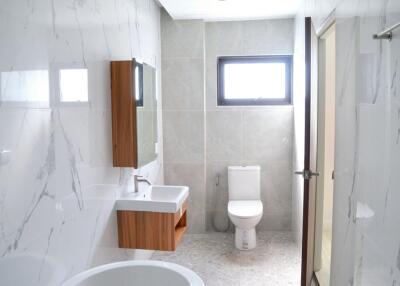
[60,260,204,286]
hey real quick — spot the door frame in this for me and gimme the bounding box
[314,20,336,285]
[301,12,336,286]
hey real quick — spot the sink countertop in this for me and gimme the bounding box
[116,185,189,213]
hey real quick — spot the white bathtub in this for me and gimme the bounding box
[61,260,204,286]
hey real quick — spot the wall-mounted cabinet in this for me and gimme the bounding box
[111,59,157,168]
[111,60,138,167]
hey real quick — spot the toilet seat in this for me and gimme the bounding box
[228,200,263,219]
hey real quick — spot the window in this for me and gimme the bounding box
[217,55,292,106]
[59,68,88,102]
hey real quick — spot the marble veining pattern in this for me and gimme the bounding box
[0,0,163,285]
[152,231,301,286]
[299,0,400,285]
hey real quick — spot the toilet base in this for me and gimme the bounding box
[234,227,256,250]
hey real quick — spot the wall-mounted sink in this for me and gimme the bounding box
[116,185,189,213]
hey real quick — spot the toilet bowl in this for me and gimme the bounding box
[227,166,263,250]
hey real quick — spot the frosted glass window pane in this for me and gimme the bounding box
[224,63,286,100]
[59,69,88,102]
[0,70,49,102]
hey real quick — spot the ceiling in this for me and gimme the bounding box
[157,0,302,21]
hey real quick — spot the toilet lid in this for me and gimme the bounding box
[228,200,263,218]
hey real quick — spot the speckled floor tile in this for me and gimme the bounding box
[152,231,301,286]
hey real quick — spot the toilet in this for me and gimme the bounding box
[227,166,263,250]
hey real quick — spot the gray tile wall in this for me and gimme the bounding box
[205,19,294,232]
[162,11,295,233]
[161,10,206,233]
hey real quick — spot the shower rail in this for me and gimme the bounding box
[373,22,400,41]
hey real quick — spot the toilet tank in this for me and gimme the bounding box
[228,166,261,200]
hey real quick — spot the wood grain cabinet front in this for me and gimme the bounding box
[110,60,138,168]
[117,201,188,251]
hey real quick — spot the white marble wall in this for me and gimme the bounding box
[161,12,295,233]
[0,0,163,285]
[294,0,400,284]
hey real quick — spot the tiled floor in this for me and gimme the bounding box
[152,231,301,286]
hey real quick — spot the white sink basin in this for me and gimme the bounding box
[116,185,189,213]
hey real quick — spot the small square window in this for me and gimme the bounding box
[217,55,292,106]
[59,69,88,102]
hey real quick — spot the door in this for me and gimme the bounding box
[298,17,319,286]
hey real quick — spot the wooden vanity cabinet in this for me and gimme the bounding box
[110,60,138,168]
[117,201,188,251]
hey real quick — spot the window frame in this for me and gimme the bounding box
[51,62,90,107]
[217,55,293,106]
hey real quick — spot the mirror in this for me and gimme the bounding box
[136,62,157,167]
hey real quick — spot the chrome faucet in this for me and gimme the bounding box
[134,175,152,192]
